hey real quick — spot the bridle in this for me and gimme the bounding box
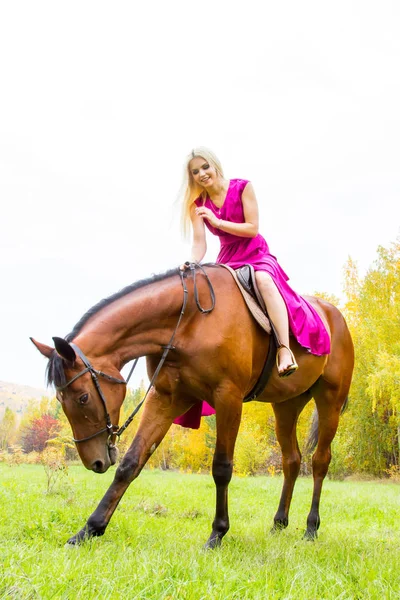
[57,343,131,443]
[57,264,215,445]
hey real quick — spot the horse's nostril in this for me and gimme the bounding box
[92,460,104,473]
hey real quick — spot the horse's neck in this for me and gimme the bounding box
[74,277,182,366]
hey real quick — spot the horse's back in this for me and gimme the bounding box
[201,268,353,402]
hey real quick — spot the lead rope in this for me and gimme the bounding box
[114,263,216,439]
[124,357,139,385]
[189,262,216,314]
[114,269,189,439]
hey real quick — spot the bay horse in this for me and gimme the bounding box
[31,264,354,548]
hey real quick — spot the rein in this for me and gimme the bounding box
[58,264,215,444]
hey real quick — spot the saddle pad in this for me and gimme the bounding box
[219,264,271,335]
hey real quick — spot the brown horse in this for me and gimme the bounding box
[31,264,354,548]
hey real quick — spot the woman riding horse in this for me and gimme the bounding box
[30,149,353,547]
[179,147,331,375]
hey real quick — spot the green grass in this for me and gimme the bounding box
[0,465,399,599]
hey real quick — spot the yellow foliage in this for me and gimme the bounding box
[385,464,400,481]
[333,239,400,477]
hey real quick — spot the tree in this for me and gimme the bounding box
[0,408,17,451]
[335,239,400,475]
[20,414,61,453]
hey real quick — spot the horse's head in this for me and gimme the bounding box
[31,337,127,473]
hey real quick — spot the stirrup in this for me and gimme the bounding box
[276,345,298,378]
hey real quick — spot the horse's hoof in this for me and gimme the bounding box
[270,526,281,535]
[303,529,318,541]
[66,525,101,546]
[270,521,288,534]
[66,533,85,546]
[204,535,222,550]
[64,541,79,549]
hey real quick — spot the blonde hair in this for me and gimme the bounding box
[179,146,225,238]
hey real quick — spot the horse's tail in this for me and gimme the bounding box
[305,396,349,455]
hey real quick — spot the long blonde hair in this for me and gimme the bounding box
[179,146,225,238]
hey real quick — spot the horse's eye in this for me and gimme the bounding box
[78,394,89,405]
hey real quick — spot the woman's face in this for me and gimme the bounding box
[189,156,219,188]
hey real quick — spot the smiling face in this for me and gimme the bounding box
[189,156,220,189]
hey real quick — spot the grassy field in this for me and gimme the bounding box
[0,464,399,599]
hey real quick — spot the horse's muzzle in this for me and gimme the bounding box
[91,459,108,473]
[89,443,118,473]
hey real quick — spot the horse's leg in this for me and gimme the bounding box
[304,380,348,540]
[271,393,311,531]
[67,389,190,545]
[205,390,243,549]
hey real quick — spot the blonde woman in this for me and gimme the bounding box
[180,147,330,377]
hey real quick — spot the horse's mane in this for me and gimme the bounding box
[46,267,181,387]
[66,267,181,341]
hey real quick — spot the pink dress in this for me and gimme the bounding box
[174,178,330,429]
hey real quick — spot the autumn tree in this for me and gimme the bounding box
[335,239,400,476]
[0,407,17,451]
[20,414,61,453]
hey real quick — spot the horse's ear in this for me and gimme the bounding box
[30,337,54,359]
[52,337,77,364]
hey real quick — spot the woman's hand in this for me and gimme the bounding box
[195,206,220,228]
[179,261,191,272]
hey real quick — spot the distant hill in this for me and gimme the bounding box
[0,380,52,420]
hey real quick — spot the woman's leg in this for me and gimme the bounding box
[255,271,296,374]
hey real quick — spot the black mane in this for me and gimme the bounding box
[66,267,180,341]
[46,267,180,387]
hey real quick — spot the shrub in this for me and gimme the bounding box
[41,447,68,494]
[234,424,270,476]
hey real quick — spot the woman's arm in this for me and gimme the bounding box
[195,182,259,238]
[190,204,207,262]
[180,205,207,271]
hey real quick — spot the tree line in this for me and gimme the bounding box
[1,238,399,479]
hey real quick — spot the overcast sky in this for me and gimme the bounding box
[1,1,399,391]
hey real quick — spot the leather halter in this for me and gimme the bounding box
[57,264,215,444]
[57,344,129,443]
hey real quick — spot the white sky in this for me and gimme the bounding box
[1,1,399,390]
